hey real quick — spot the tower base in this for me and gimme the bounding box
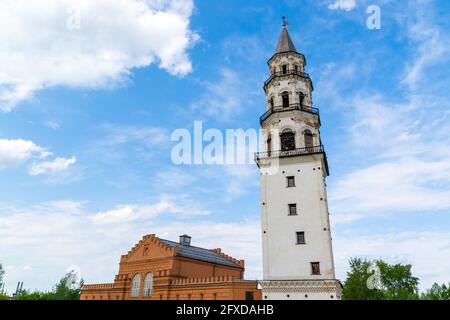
[259,279,342,300]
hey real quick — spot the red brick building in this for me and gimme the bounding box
[81,234,261,300]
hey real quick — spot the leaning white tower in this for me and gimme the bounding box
[256,19,341,300]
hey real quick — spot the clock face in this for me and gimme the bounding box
[281,133,296,151]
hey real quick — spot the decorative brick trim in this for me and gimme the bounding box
[211,248,245,268]
[120,234,176,261]
[170,275,237,285]
[82,283,115,290]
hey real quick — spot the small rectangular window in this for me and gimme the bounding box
[296,232,305,244]
[245,291,254,300]
[287,176,295,188]
[282,65,288,74]
[311,262,321,275]
[288,203,297,215]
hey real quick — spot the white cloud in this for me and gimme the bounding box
[156,168,196,188]
[0,139,51,168]
[102,126,169,149]
[334,231,450,290]
[326,8,450,222]
[330,158,450,221]
[44,121,60,130]
[28,156,77,176]
[328,0,357,11]
[401,7,449,89]
[0,200,253,293]
[192,69,248,121]
[90,196,210,224]
[92,125,170,163]
[0,0,198,111]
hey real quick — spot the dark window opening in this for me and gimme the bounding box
[311,262,321,275]
[282,65,288,74]
[288,203,297,215]
[281,130,296,151]
[245,292,255,300]
[304,130,313,148]
[282,93,290,108]
[296,231,305,244]
[287,176,295,188]
[267,134,272,156]
[299,92,305,107]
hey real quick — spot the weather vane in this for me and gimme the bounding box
[282,16,288,27]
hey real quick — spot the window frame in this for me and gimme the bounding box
[130,273,141,298]
[296,231,306,245]
[288,203,298,216]
[311,262,321,275]
[287,176,295,188]
[143,272,153,297]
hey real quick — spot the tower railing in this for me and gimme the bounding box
[264,69,311,88]
[255,145,324,160]
[254,145,329,175]
[260,103,320,124]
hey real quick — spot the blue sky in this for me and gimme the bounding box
[1,0,450,293]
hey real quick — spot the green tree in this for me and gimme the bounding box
[421,283,450,300]
[342,258,385,300]
[16,289,55,300]
[52,270,84,300]
[0,263,4,288]
[342,257,419,300]
[0,263,9,300]
[15,270,84,300]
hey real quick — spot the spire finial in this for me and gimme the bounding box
[282,16,287,28]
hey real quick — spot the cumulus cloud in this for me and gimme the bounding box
[0,0,198,111]
[0,139,51,168]
[328,0,357,11]
[0,138,76,176]
[28,156,77,176]
[90,197,210,224]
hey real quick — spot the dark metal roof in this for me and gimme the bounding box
[275,25,298,54]
[159,239,241,268]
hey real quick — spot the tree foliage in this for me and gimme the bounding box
[421,283,450,300]
[16,270,84,300]
[342,257,419,300]
[0,263,4,287]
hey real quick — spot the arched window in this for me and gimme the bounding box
[282,92,290,108]
[294,64,299,74]
[299,92,305,108]
[267,134,272,156]
[131,274,141,297]
[143,273,153,297]
[304,130,314,148]
[269,97,274,108]
[280,129,296,151]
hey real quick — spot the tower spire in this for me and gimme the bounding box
[275,16,297,54]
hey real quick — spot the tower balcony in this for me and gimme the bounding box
[263,69,313,90]
[260,103,320,124]
[254,145,329,175]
